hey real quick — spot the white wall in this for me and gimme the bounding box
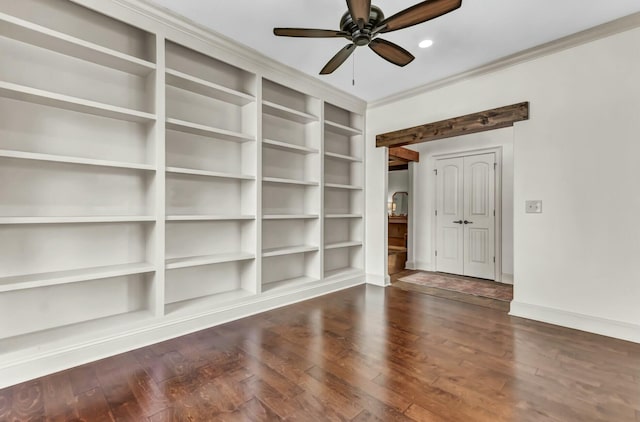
[366,26,640,342]
[388,169,409,203]
[407,129,513,281]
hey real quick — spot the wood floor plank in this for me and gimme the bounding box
[1,284,639,421]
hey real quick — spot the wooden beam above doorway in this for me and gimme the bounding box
[389,147,419,163]
[376,102,529,148]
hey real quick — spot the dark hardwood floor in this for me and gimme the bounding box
[1,285,639,421]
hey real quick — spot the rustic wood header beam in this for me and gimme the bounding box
[376,102,529,148]
[389,147,419,163]
[388,159,407,167]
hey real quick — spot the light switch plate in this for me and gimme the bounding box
[526,200,542,213]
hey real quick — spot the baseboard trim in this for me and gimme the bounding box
[509,301,640,344]
[366,273,390,287]
[0,277,365,389]
[405,261,416,270]
[414,261,434,272]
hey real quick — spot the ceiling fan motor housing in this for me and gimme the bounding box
[340,5,385,46]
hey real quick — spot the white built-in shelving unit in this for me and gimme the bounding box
[323,103,365,280]
[0,0,366,388]
[164,40,258,315]
[261,79,322,292]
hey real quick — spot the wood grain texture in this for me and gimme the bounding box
[376,102,529,148]
[1,284,638,421]
[388,147,419,163]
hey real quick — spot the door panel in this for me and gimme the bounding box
[463,154,495,279]
[436,153,496,280]
[435,158,464,275]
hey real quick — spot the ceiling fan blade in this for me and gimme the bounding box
[369,39,415,67]
[376,0,462,33]
[273,28,350,38]
[320,44,356,75]
[346,0,371,29]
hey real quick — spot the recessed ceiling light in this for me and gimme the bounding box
[419,39,434,49]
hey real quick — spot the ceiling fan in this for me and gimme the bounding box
[273,0,462,75]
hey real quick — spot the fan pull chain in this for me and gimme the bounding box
[352,49,356,86]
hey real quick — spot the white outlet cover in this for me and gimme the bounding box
[526,200,542,213]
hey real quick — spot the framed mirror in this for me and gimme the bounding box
[391,191,408,216]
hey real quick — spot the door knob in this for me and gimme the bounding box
[463,220,473,224]
[453,220,463,224]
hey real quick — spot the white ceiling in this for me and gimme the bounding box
[149,0,640,102]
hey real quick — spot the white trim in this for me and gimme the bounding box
[500,273,514,285]
[432,147,503,281]
[413,261,434,272]
[366,273,390,287]
[369,12,640,109]
[0,277,364,389]
[509,301,640,344]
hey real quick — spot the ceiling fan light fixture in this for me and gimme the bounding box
[273,0,462,74]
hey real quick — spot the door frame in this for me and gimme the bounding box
[432,146,504,282]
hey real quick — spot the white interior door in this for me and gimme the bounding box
[463,153,495,279]
[436,153,496,279]
[435,157,464,275]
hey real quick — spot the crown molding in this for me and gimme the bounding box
[369,12,640,109]
[91,0,367,112]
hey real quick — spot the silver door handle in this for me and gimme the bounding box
[463,220,473,224]
[453,220,463,224]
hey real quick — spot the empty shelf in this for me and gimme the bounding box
[0,12,155,76]
[263,214,318,220]
[165,289,255,317]
[324,267,363,281]
[262,100,318,124]
[324,120,362,136]
[263,138,318,154]
[166,68,254,106]
[324,241,363,250]
[324,151,362,162]
[0,149,155,171]
[166,166,254,180]
[262,276,319,293]
[166,215,255,221]
[0,262,155,293]
[325,183,363,190]
[263,177,319,186]
[0,310,154,357]
[166,252,255,270]
[0,81,156,123]
[0,216,155,224]
[262,245,319,258]
[325,214,363,219]
[166,118,255,143]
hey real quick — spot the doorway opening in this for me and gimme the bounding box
[387,147,418,276]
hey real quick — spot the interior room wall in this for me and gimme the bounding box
[388,169,409,203]
[407,129,514,282]
[366,25,640,342]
